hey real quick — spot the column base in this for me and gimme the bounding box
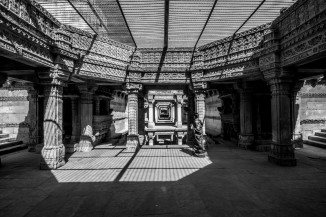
[65,143,78,153]
[238,134,254,149]
[40,144,65,170]
[76,135,94,152]
[177,132,186,145]
[126,134,139,150]
[268,142,296,166]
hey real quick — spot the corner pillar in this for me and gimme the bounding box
[268,78,296,166]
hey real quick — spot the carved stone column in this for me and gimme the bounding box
[76,84,98,152]
[70,98,80,142]
[268,78,296,166]
[27,86,38,151]
[148,95,155,128]
[176,95,183,128]
[95,97,100,115]
[194,90,206,135]
[40,84,65,169]
[237,83,254,148]
[126,83,142,150]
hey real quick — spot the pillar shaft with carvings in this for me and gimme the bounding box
[27,86,38,151]
[268,78,296,166]
[126,83,142,149]
[176,95,183,128]
[148,96,155,128]
[70,98,80,142]
[238,84,254,148]
[194,90,206,135]
[95,97,100,115]
[40,84,65,169]
[76,84,97,152]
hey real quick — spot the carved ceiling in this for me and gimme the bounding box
[37,0,295,49]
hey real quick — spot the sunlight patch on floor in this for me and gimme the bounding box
[50,147,212,182]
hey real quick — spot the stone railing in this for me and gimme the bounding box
[194,23,271,70]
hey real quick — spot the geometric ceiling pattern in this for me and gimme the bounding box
[37,0,295,48]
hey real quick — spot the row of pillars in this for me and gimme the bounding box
[237,78,298,166]
[40,82,116,169]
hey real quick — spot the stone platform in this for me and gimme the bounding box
[0,141,326,217]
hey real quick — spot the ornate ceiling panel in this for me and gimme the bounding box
[119,0,165,48]
[168,0,214,48]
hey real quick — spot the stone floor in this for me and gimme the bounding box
[1,140,326,217]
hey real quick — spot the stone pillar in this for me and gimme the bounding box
[176,95,183,128]
[268,78,296,166]
[27,86,38,152]
[76,84,97,152]
[126,83,142,150]
[40,84,65,169]
[148,96,155,128]
[194,90,206,135]
[148,132,154,146]
[70,98,80,143]
[95,97,100,115]
[238,84,254,148]
[106,99,111,115]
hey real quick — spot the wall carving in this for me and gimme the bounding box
[0,0,325,84]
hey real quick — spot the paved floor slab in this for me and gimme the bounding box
[1,140,326,217]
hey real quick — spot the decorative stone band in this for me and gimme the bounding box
[300,119,326,124]
[0,96,28,101]
[299,92,326,98]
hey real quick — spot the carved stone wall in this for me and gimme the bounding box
[0,84,37,144]
[298,80,326,140]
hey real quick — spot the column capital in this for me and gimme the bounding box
[76,82,98,94]
[193,81,208,90]
[37,67,68,87]
[125,82,142,94]
[194,90,206,101]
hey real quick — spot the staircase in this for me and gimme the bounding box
[304,129,326,149]
[0,130,26,155]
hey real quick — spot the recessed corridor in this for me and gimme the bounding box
[1,141,326,217]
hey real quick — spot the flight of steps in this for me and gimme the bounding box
[304,129,326,149]
[0,130,26,155]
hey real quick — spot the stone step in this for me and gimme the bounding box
[0,143,27,155]
[315,132,326,138]
[0,140,23,149]
[308,135,326,143]
[0,137,13,144]
[303,139,326,149]
[0,133,9,138]
[321,129,326,133]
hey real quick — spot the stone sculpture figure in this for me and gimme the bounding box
[191,113,206,155]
